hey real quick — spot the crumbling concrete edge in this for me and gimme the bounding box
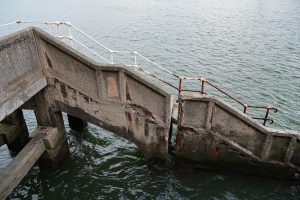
[0,78,47,121]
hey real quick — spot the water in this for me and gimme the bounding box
[1,0,300,199]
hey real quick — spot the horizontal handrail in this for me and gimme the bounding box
[177,77,278,125]
[0,20,278,126]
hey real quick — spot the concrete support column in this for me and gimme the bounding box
[0,109,29,154]
[67,114,87,132]
[34,91,69,170]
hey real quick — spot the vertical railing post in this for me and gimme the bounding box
[132,51,138,66]
[178,77,183,101]
[46,22,52,35]
[110,50,114,64]
[263,106,271,126]
[243,104,248,114]
[201,78,206,95]
[56,22,62,39]
[16,20,21,30]
[68,26,74,47]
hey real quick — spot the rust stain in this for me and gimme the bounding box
[175,131,184,150]
[210,104,215,124]
[125,111,133,132]
[135,113,140,130]
[213,147,220,156]
[144,121,149,137]
[106,75,119,98]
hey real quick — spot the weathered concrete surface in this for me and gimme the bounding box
[0,123,19,145]
[33,89,70,170]
[176,93,300,180]
[32,28,172,159]
[2,26,300,184]
[0,28,47,121]
[0,27,172,160]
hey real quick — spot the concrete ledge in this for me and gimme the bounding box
[30,126,60,149]
[0,78,47,121]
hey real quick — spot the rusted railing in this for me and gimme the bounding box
[0,20,278,126]
[176,77,278,126]
[124,67,278,126]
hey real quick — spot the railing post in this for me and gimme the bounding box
[178,77,183,101]
[110,51,114,64]
[68,26,74,47]
[16,20,21,30]
[58,25,61,36]
[56,22,62,39]
[132,51,138,65]
[201,78,206,95]
[46,22,52,34]
[263,106,271,126]
[243,104,248,114]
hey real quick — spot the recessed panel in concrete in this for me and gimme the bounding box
[125,75,166,121]
[268,136,291,162]
[35,37,98,96]
[211,105,267,156]
[0,29,40,94]
[290,140,300,166]
[182,100,207,129]
[102,71,120,101]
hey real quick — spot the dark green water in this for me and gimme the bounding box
[1,0,300,199]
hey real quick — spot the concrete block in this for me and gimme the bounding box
[0,131,46,200]
[176,94,300,180]
[30,126,60,149]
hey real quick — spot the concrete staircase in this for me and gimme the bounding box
[176,93,300,180]
[1,26,300,199]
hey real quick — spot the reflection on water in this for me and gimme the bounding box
[1,0,300,199]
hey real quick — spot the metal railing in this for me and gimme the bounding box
[178,77,278,125]
[0,20,278,126]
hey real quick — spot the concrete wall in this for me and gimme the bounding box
[32,28,172,159]
[0,28,172,159]
[176,93,300,180]
[0,28,47,121]
[2,27,300,180]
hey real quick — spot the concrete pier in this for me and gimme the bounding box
[33,90,69,170]
[0,126,61,199]
[0,27,300,198]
